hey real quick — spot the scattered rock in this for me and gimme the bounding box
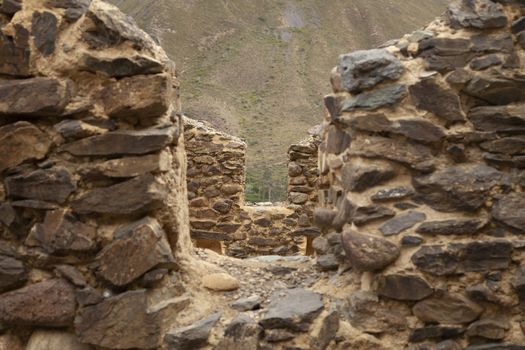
[231,296,262,311]
[260,288,324,332]
[377,274,433,301]
[97,217,175,287]
[413,293,483,324]
[379,211,426,236]
[341,230,400,271]
[72,174,167,216]
[202,273,240,291]
[164,313,221,350]
[0,279,76,327]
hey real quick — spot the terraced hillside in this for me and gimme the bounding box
[107,0,449,201]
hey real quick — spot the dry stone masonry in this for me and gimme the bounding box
[316,0,525,348]
[0,0,191,348]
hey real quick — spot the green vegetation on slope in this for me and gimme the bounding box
[108,0,449,202]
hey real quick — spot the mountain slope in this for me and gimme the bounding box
[107,0,449,201]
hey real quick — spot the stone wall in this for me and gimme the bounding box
[184,118,322,257]
[316,0,525,348]
[0,1,189,348]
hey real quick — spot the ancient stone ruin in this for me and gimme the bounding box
[0,0,524,349]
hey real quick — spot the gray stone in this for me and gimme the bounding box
[413,293,483,324]
[75,290,162,349]
[463,76,525,105]
[492,193,525,232]
[461,240,513,272]
[164,313,221,350]
[470,54,502,70]
[54,265,87,287]
[81,54,163,77]
[231,296,262,311]
[412,245,460,276]
[512,16,525,33]
[316,254,339,271]
[353,205,396,226]
[342,230,400,271]
[418,37,477,73]
[0,122,51,173]
[416,219,487,235]
[409,79,465,123]
[63,128,173,157]
[1,0,21,14]
[446,0,508,29]
[481,136,525,155]
[402,235,424,246]
[311,304,339,350]
[0,23,30,76]
[29,209,97,255]
[341,84,407,111]
[260,288,324,332]
[409,326,466,342]
[513,268,525,302]
[82,152,170,179]
[289,192,309,204]
[464,344,525,350]
[54,120,108,141]
[101,74,171,120]
[372,187,414,202]
[412,165,505,212]
[0,255,26,293]
[469,105,525,133]
[337,49,404,93]
[379,211,427,236]
[0,77,70,116]
[325,125,351,155]
[341,161,396,192]
[350,136,434,172]
[467,319,510,340]
[395,118,446,143]
[0,279,76,327]
[5,167,76,204]
[377,274,433,301]
[72,174,167,216]
[75,287,103,307]
[32,11,57,56]
[215,314,261,350]
[46,0,92,21]
[97,217,175,287]
[265,329,295,342]
[313,208,337,230]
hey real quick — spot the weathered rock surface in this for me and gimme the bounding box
[413,293,483,324]
[46,0,92,21]
[348,291,407,334]
[5,167,76,204]
[63,128,174,156]
[260,288,324,332]
[72,174,167,215]
[0,24,30,76]
[492,193,525,232]
[446,0,508,29]
[416,218,487,235]
[231,296,262,311]
[409,79,465,123]
[101,74,171,119]
[409,326,466,342]
[0,122,51,173]
[481,136,525,155]
[97,217,175,286]
[82,152,170,178]
[469,105,525,133]
[32,11,58,56]
[412,165,505,212]
[81,54,163,77]
[75,290,161,349]
[215,314,261,350]
[0,279,76,327]
[340,84,407,111]
[0,255,26,293]
[341,161,396,192]
[342,230,400,271]
[379,211,426,236]
[377,274,433,301]
[337,49,404,93]
[467,319,510,340]
[29,209,97,255]
[164,313,221,350]
[0,78,69,116]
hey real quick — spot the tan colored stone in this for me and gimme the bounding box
[0,334,23,350]
[26,330,93,350]
[202,273,240,291]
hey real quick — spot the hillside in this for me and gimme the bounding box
[106,0,449,201]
